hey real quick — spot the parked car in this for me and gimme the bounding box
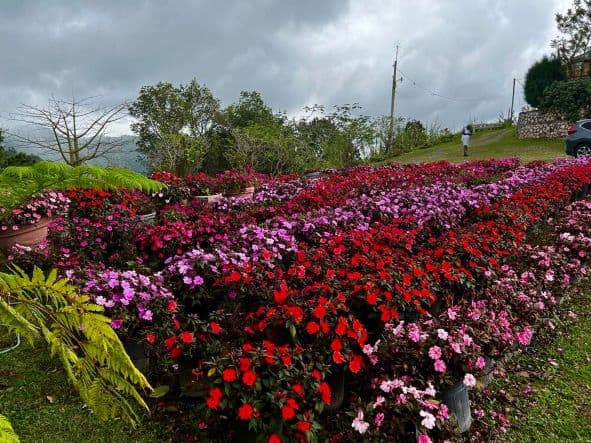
[565,119,591,157]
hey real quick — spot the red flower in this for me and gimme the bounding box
[210,387,223,399]
[273,281,289,304]
[163,336,176,350]
[268,434,282,443]
[305,321,320,335]
[242,370,257,386]
[297,421,311,432]
[180,331,193,344]
[170,347,182,359]
[319,382,331,404]
[167,300,177,312]
[238,403,254,420]
[222,368,237,382]
[348,354,364,373]
[292,384,304,396]
[332,351,344,364]
[281,405,296,420]
[312,305,326,319]
[210,322,221,334]
[286,398,299,410]
[330,339,342,352]
[146,333,156,344]
[206,396,221,410]
[239,357,251,372]
[311,370,321,380]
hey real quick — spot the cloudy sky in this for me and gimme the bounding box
[0,0,572,135]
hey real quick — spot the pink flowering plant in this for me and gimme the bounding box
[0,191,69,232]
[77,267,174,336]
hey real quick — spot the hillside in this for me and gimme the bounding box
[389,128,567,164]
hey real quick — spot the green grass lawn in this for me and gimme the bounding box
[386,128,567,164]
[0,336,163,443]
[501,290,591,442]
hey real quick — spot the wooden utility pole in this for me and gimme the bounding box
[509,78,516,122]
[387,45,400,152]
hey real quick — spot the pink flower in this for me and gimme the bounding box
[437,328,448,340]
[476,356,486,369]
[374,412,384,427]
[407,323,421,342]
[516,326,533,346]
[418,435,432,443]
[434,359,446,373]
[463,373,476,388]
[428,346,442,360]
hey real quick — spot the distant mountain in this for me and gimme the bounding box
[3,132,147,174]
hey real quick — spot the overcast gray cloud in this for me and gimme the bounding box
[0,0,572,135]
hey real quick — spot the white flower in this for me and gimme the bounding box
[437,328,449,340]
[463,373,477,388]
[419,410,436,429]
[352,410,370,434]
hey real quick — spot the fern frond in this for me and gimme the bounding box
[0,414,19,443]
[0,161,164,209]
[0,267,153,427]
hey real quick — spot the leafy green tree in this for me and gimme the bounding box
[524,57,566,107]
[224,90,278,128]
[297,104,375,168]
[539,78,591,121]
[551,0,591,78]
[217,91,315,174]
[129,79,220,174]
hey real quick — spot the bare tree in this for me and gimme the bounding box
[9,96,129,166]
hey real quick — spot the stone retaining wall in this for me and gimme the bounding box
[516,110,569,139]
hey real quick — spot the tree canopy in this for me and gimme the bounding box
[524,56,566,108]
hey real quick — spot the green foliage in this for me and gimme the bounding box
[0,414,19,443]
[539,78,591,121]
[551,0,591,79]
[524,57,566,107]
[0,267,152,426]
[0,128,40,169]
[129,79,220,175]
[0,161,163,212]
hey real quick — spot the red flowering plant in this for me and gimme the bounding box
[185,172,218,196]
[214,169,259,196]
[150,171,191,204]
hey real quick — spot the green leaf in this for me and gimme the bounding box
[149,385,170,398]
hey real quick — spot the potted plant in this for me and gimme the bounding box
[186,172,223,203]
[0,191,69,250]
[0,161,163,251]
[216,169,255,198]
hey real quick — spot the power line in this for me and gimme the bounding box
[397,67,505,102]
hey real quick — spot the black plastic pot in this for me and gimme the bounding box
[441,380,472,433]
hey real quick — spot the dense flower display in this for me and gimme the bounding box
[11,157,591,441]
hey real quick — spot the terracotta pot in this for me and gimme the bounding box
[136,211,157,225]
[225,186,255,198]
[0,218,51,251]
[236,186,255,199]
[195,193,223,203]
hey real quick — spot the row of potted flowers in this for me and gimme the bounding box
[8,158,591,441]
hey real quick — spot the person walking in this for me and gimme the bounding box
[461,124,472,157]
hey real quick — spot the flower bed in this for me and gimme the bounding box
[11,158,591,442]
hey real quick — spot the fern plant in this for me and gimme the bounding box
[0,161,164,213]
[0,267,153,426]
[0,414,19,443]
